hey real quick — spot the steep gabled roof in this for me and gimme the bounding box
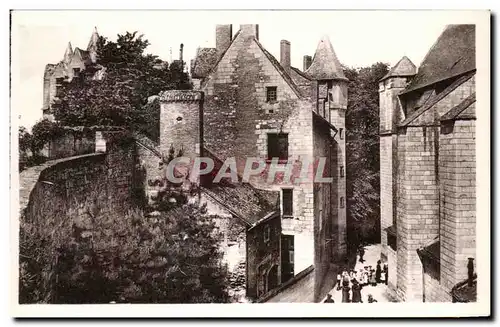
[403,24,476,94]
[191,47,218,79]
[380,56,417,81]
[399,71,475,127]
[200,28,303,98]
[255,40,303,98]
[305,35,347,81]
[440,93,476,121]
[73,47,92,65]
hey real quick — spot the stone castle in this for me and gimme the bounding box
[42,27,103,120]
[379,24,476,302]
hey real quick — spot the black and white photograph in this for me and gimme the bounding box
[9,9,491,318]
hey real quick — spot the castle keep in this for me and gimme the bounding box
[379,24,476,302]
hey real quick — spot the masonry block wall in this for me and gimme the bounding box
[246,215,282,300]
[200,25,316,276]
[21,138,136,234]
[159,90,204,161]
[312,120,339,302]
[396,126,441,302]
[439,118,476,296]
[379,76,409,296]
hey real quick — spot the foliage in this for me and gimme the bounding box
[344,62,389,246]
[52,31,191,133]
[19,188,230,304]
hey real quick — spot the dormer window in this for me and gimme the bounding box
[73,68,81,77]
[266,86,277,103]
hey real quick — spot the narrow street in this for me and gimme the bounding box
[321,244,396,303]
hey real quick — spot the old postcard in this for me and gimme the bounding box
[10,9,490,318]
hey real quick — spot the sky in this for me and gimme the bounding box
[11,10,480,129]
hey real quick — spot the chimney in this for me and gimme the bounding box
[239,24,259,40]
[216,24,232,57]
[280,40,291,73]
[179,43,184,62]
[303,55,312,71]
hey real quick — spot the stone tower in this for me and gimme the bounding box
[159,90,204,166]
[305,35,348,261]
[378,56,416,295]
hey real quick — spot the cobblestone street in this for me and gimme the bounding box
[322,244,396,303]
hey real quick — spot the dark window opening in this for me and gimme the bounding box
[266,86,277,102]
[73,68,81,77]
[339,128,344,140]
[55,77,64,85]
[340,196,345,208]
[340,166,345,177]
[282,188,293,217]
[281,235,294,283]
[267,133,288,161]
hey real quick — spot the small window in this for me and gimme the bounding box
[266,86,277,102]
[339,128,344,140]
[282,188,293,217]
[73,68,81,77]
[264,225,270,243]
[340,166,345,177]
[267,133,288,161]
[340,196,345,208]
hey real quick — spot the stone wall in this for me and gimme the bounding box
[423,272,451,302]
[439,119,476,293]
[159,90,204,160]
[47,130,97,160]
[246,214,281,301]
[312,119,338,302]
[20,136,136,232]
[396,125,440,302]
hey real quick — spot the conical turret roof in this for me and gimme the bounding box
[87,26,99,51]
[305,35,347,81]
[63,42,73,65]
[380,56,417,81]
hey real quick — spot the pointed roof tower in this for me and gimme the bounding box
[63,42,73,65]
[305,35,347,81]
[380,56,417,81]
[87,27,99,63]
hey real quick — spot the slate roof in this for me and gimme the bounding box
[191,47,219,79]
[202,183,280,226]
[440,93,476,121]
[399,71,475,127]
[305,35,347,81]
[403,24,476,94]
[380,56,417,81]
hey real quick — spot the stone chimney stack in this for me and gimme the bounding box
[179,43,184,62]
[239,24,259,40]
[280,40,291,73]
[303,55,312,71]
[216,24,232,57]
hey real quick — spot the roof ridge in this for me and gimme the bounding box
[399,71,475,127]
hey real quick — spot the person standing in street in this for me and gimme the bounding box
[351,279,362,303]
[375,260,382,284]
[383,264,389,285]
[336,272,342,291]
[358,245,365,263]
[341,283,351,303]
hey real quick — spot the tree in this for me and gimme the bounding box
[52,31,191,140]
[344,62,389,247]
[19,188,230,304]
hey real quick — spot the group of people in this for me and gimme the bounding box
[323,259,389,303]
